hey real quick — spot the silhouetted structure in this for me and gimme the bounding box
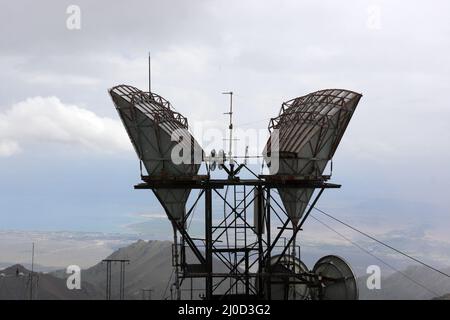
[109,65,362,300]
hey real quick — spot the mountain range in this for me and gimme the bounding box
[1,239,449,300]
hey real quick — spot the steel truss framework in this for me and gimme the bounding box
[135,165,341,300]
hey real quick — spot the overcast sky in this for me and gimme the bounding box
[1,0,450,274]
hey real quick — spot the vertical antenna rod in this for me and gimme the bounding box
[148,52,152,94]
[222,92,233,163]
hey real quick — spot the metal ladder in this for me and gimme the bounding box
[233,185,248,293]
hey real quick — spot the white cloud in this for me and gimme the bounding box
[0,139,21,157]
[134,212,168,220]
[0,96,132,156]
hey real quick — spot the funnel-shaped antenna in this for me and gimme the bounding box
[109,85,203,221]
[263,89,362,223]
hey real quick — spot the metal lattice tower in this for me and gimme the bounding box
[109,74,362,300]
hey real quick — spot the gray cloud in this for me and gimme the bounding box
[1,0,450,268]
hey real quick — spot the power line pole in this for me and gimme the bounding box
[141,288,153,300]
[29,242,34,300]
[104,260,111,300]
[102,259,130,300]
[119,261,125,300]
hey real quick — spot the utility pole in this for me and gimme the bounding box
[102,259,130,300]
[29,242,34,300]
[141,288,153,300]
[119,261,125,300]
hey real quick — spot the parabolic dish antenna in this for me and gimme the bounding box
[311,255,358,300]
[268,254,310,300]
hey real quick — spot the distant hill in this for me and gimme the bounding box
[79,239,230,300]
[81,239,176,300]
[357,265,450,300]
[1,240,188,300]
[432,293,450,300]
[0,262,60,273]
[0,264,95,300]
[3,239,450,300]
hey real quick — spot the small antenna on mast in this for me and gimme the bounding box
[222,91,233,163]
[148,52,152,94]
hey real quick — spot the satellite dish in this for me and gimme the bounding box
[210,149,217,171]
[268,255,310,300]
[311,255,358,300]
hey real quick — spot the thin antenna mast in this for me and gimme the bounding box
[148,52,151,94]
[222,92,233,163]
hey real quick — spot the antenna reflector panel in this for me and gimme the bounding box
[268,255,310,300]
[311,255,358,300]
